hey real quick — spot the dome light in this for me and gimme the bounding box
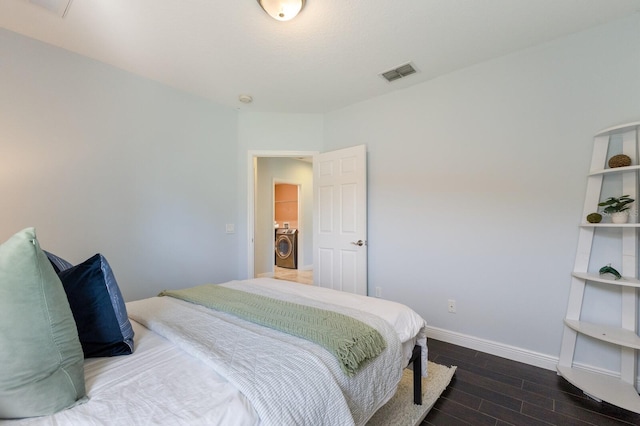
[257,0,305,22]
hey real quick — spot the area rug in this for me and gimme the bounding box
[366,361,457,426]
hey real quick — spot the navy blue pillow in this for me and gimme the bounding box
[44,250,74,274]
[58,254,134,358]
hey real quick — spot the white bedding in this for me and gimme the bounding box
[127,284,403,425]
[5,321,260,425]
[232,278,428,375]
[2,278,428,426]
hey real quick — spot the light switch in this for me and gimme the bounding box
[225,224,235,233]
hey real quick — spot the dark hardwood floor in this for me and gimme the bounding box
[421,339,640,425]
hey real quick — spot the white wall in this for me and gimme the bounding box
[236,112,323,278]
[255,157,313,276]
[0,29,240,301]
[324,15,640,366]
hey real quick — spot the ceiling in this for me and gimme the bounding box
[1,0,639,113]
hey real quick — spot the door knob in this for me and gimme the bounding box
[351,240,365,246]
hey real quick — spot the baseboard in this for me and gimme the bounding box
[426,326,640,390]
[425,326,558,371]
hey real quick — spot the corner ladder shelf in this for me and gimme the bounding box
[557,121,640,413]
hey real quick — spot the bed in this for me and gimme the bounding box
[0,229,428,426]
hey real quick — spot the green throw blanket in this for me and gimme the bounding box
[159,284,386,376]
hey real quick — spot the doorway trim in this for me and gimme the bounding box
[247,150,318,279]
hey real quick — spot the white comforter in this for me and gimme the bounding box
[5,321,260,426]
[127,279,405,426]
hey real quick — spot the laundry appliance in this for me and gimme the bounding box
[275,228,297,269]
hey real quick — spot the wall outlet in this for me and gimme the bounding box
[375,287,382,298]
[225,224,235,233]
[448,299,456,313]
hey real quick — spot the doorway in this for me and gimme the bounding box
[247,151,316,283]
[247,145,368,294]
[274,182,300,270]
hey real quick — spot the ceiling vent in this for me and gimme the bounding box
[380,62,418,83]
[24,0,73,17]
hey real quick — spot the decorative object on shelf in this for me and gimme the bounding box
[611,211,630,224]
[598,195,635,213]
[608,154,632,168]
[599,264,622,280]
[598,195,634,223]
[586,212,602,223]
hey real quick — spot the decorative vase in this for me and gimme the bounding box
[611,211,629,224]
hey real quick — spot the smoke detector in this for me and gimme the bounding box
[239,94,253,104]
[380,62,418,83]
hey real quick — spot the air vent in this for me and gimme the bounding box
[380,62,417,83]
[25,0,73,17]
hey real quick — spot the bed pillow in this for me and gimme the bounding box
[58,253,134,358]
[0,228,86,419]
[44,250,74,273]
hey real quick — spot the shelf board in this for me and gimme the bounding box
[557,365,640,414]
[580,223,640,228]
[594,121,640,137]
[588,165,640,177]
[564,319,640,349]
[572,272,640,288]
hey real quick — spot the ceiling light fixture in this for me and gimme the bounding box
[257,0,305,22]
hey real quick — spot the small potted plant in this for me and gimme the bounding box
[598,195,635,224]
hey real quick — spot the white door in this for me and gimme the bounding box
[313,145,367,295]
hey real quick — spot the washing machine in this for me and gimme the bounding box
[275,228,298,269]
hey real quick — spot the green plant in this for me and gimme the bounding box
[598,195,635,213]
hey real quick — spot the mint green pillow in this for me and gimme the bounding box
[0,228,86,419]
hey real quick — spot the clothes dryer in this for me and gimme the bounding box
[275,228,297,269]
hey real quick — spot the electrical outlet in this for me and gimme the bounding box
[375,287,382,298]
[448,299,456,313]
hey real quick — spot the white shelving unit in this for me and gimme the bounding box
[558,121,640,413]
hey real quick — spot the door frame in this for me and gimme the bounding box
[247,150,318,279]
